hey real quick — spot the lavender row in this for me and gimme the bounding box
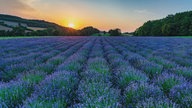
[102,39,148,89]
[74,39,121,107]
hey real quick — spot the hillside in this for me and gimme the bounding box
[0,14,104,36]
[0,14,55,28]
[134,11,192,36]
[0,14,80,36]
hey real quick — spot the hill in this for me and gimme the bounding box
[134,11,192,36]
[0,14,60,28]
[0,14,99,36]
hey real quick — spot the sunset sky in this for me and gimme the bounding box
[0,0,192,32]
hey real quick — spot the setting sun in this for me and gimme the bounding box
[68,23,75,28]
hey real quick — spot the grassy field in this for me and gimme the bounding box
[0,36,192,107]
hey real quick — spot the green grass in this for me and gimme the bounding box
[0,36,55,40]
[175,36,192,38]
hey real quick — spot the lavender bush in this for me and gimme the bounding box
[75,80,121,107]
[124,82,164,107]
[172,66,192,80]
[0,81,33,107]
[117,67,149,89]
[136,98,179,108]
[154,72,187,94]
[169,83,192,107]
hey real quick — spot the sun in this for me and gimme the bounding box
[68,23,75,28]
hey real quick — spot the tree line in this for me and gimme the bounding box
[0,26,123,36]
[134,11,192,36]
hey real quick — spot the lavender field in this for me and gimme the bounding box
[0,36,192,108]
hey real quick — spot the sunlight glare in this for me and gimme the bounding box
[68,23,75,28]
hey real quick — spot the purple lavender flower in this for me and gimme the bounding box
[169,83,192,107]
[124,82,164,107]
[136,97,179,108]
[154,72,187,94]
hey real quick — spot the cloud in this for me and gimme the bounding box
[134,9,152,14]
[0,0,35,15]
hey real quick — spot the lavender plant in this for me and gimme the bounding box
[87,57,109,75]
[154,73,187,94]
[36,63,55,74]
[172,66,192,80]
[0,81,33,107]
[124,82,164,107]
[129,55,163,78]
[75,81,121,107]
[136,98,179,108]
[117,67,148,89]
[169,83,192,107]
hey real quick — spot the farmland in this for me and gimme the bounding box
[0,36,192,107]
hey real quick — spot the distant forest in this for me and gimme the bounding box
[134,11,192,36]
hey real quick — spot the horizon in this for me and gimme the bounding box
[0,0,192,32]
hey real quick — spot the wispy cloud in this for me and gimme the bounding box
[134,9,153,14]
[0,0,35,15]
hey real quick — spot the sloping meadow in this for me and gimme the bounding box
[0,36,192,107]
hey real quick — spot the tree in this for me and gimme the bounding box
[0,30,6,36]
[108,28,122,36]
[11,27,25,36]
[189,24,192,35]
[80,26,100,36]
